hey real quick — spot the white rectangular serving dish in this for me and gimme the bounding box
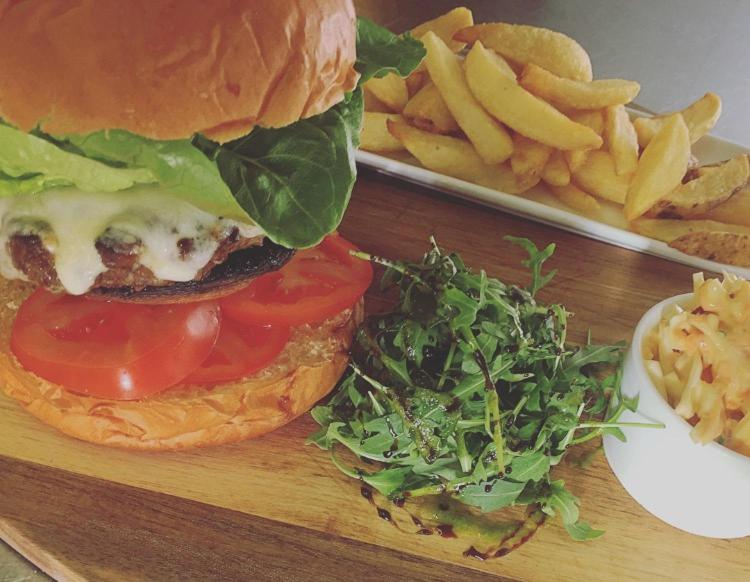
[356,132,750,278]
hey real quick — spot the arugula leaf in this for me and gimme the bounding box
[459,480,525,512]
[544,480,604,541]
[63,130,252,224]
[311,237,657,548]
[355,17,426,83]
[0,124,154,194]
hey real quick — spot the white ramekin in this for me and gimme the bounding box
[603,293,750,539]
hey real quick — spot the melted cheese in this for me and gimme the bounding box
[0,188,263,295]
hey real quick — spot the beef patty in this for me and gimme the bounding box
[8,227,264,292]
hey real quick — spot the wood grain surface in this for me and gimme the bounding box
[1,171,749,581]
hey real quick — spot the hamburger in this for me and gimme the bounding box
[0,0,424,450]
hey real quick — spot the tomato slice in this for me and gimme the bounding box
[11,289,221,400]
[183,319,290,385]
[220,234,372,327]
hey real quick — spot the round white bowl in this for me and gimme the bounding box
[603,293,750,539]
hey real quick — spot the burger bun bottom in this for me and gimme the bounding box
[0,279,363,451]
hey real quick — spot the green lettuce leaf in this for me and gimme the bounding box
[0,124,154,194]
[355,17,426,83]
[193,90,363,249]
[63,130,252,224]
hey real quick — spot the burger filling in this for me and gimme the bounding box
[0,188,264,294]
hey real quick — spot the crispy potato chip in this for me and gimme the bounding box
[360,112,406,152]
[463,42,602,151]
[541,150,571,186]
[510,134,553,180]
[605,105,639,176]
[454,23,593,81]
[412,7,474,53]
[651,155,750,218]
[669,231,750,267]
[630,218,750,242]
[520,64,640,110]
[387,120,536,193]
[364,73,409,112]
[549,183,601,215]
[422,32,513,164]
[624,114,690,220]
[364,88,392,113]
[402,82,460,134]
[633,92,722,147]
[699,186,750,227]
[573,150,630,204]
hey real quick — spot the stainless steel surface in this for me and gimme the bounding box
[2,1,748,578]
[376,0,750,144]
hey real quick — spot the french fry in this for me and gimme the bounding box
[568,110,605,135]
[633,92,722,147]
[700,186,750,227]
[387,120,537,193]
[510,135,552,180]
[412,7,474,52]
[630,218,750,243]
[650,155,750,218]
[520,63,640,110]
[363,88,392,113]
[573,150,630,204]
[405,70,428,97]
[360,113,406,153]
[549,183,601,215]
[564,150,589,174]
[402,82,460,133]
[463,42,602,151]
[563,110,605,173]
[541,150,571,186]
[364,73,409,112]
[669,231,750,267]
[605,105,639,176]
[422,32,513,164]
[624,114,690,220]
[454,23,593,81]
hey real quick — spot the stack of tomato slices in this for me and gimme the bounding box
[10,235,372,401]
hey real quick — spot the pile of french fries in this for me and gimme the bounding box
[360,7,750,267]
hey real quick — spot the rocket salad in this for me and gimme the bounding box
[310,236,660,544]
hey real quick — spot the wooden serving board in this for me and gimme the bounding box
[1,174,750,581]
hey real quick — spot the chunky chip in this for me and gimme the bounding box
[634,92,722,148]
[573,150,630,204]
[669,231,750,267]
[463,42,602,151]
[454,22,593,81]
[549,183,601,215]
[402,82,459,133]
[422,32,513,164]
[624,114,690,220]
[364,73,409,112]
[650,155,749,219]
[387,120,537,193]
[360,112,406,153]
[630,218,750,242]
[519,64,640,110]
[541,150,571,186]
[605,105,639,176]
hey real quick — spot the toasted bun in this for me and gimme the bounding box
[0,0,358,142]
[0,279,363,450]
